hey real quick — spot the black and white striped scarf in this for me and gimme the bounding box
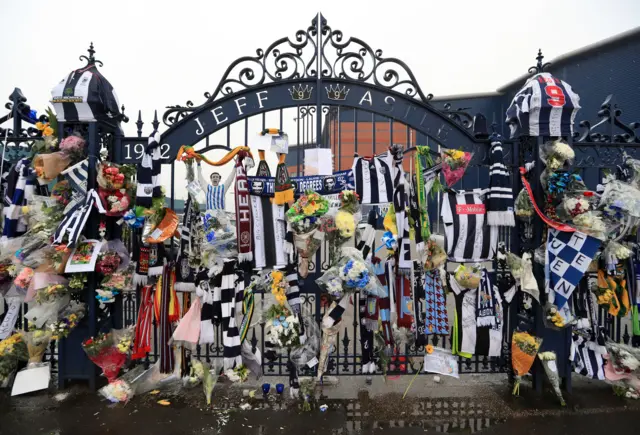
[53,189,106,246]
[136,131,162,208]
[476,269,497,327]
[486,139,515,227]
[409,175,424,254]
[220,260,242,370]
[175,197,197,292]
[391,145,411,270]
[285,261,301,313]
[322,295,350,329]
[2,159,36,239]
[356,209,378,260]
[571,333,605,380]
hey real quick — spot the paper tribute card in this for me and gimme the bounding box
[423,347,460,378]
[304,148,333,176]
[65,239,105,273]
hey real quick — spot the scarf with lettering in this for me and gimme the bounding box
[274,153,294,205]
[235,150,253,262]
[175,196,198,292]
[391,144,411,270]
[412,261,429,348]
[476,269,497,327]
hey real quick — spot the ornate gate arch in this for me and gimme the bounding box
[155,13,487,160]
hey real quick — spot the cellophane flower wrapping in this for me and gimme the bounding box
[97,162,126,190]
[49,301,86,340]
[571,211,607,240]
[424,237,447,271]
[20,330,52,365]
[511,331,542,396]
[290,315,321,368]
[82,331,130,383]
[34,284,68,304]
[264,304,301,351]
[599,180,640,219]
[286,191,329,225]
[540,139,575,171]
[201,209,237,260]
[0,333,28,381]
[453,264,481,289]
[317,248,385,299]
[538,351,566,406]
[556,195,591,221]
[441,149,472,187]
[25,294,70,329]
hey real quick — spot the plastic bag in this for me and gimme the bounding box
[600,179,640,219]
[453,264,481,289]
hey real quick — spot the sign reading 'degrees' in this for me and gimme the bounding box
[115,79,477,164]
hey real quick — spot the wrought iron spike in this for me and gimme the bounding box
[136,110,144,137]
[152,110,160,131]
[79,42,104,67]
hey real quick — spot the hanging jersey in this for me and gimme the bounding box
[441,189,498,262]
[505,72,581,138]
[352,152,393,204]
[207,184,225,210]
[51,66,121,123]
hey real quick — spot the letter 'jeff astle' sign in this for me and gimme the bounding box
[115,79,479,164]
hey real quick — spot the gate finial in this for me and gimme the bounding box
[528,49,551,75]
[79,42,104,67]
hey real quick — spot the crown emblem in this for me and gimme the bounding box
[325,85,350,101]
[289,84,313,101]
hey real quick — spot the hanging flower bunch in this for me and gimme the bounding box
[96,252,122,275]
[441,149,472,187]
[515,188,535,221]
[13,267,34,292]
[286,191,329,230]
[572,211,607,239]
[334,190,360,239]
[424,238,447,270]
[58,135,86,161]
[82,331,128,383]
[69,273,88,290]
[511,331,542,396]
[563,196,591,218]
[35,121,54,137]
[541,139,575,171]
[538,352,566,406]
[96,289,119,307]
[97,163,126,190]
[270,270,287,305]
[265,304,301,350]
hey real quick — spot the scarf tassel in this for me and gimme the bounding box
[487,211,515,227]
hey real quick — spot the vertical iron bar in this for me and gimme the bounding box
[226,125,231,149]
[244,118,249,146]
[297,106,301,176]
[316,12,323,149]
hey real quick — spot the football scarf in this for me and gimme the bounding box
[198,270,217,345]
[486,139,515,227]
[235,150,253,262]
[396,262,414,329]
[274,153,294,205]
[409,175,424,254]
[136,131,162,208]
[373,258,393,347]
[158,265,176,374]
[53,189,106,247]
[424,269,449,335]
[132,285,154,360]
[476,269,497,327]
[3,159,35,238]
[391,145,411,270]
[256,150,271,177]
[285,261,301,313]
[251,195,266,269]
[570,333,605,380]
[412,262,428,348]
[356,209,378,260]
[133,238,165,286]
[323,295,350,329]
[546,229,601,320]
[359,290,375,369]
[220,260,242,370]
[175,196,198,292]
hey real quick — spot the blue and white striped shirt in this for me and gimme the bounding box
[207,184,225,210]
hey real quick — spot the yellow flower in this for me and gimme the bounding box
[35,122,45,131]
[43,126,54,137]
[271,271,284,282]
[335,210,355,238]
[425,345,434,354]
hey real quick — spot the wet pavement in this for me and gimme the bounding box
[1,377,639,435]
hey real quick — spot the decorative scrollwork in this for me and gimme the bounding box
[574,95,640,144]
[441,103,474,130]
[162,14,434,126]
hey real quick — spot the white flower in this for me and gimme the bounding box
[285,315,297,325]
[552,140,575,161]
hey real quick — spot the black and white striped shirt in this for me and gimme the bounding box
[441,190,498,262]
[352,152,393,204]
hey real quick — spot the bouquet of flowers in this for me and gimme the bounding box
[59,134,86,161]
[286,191,329,225]
[540,139,575,171]
[603,341,640,399]
[13,267,34,293]
[99,379,134,403]
[557,195,591,221]
[99,189,131,216]
[96,252,122,275]
[441,149,472,187]
[334,191,360,239]
[49,301,86,340]
[20,330,52,366]
[0,334,28,382]
[97,163,127,190]
[35,284,68,304]
[599,180,640,219]
[200,209,237,260]
[424,237,447,270]
[317,249,385,299]
[572,211,607,240]
[224,364,249,383]
[102,271,133,293]
[69,273,88,290]
[453,264,481,289]
[270,270,288,305]
[264,305,301,351]
[82,331,129,383]
[511,331,542,396]
[538,351,566,406]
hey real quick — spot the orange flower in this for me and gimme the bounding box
[425,345,434,354]
[55,244,69,253]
